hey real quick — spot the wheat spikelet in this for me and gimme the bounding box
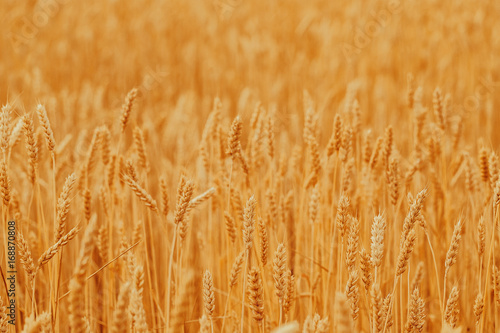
[495,180,500,207]
[99,186,109,220]
[175,179,195,241]
[433,87,445,131]
[305,136,321,188]
[479,147,490,183]
[83,188,91,221]
[346,217,359,271]
[123,173,158,212]
[336,194,350,238]
[473,292,483,325]
[307,185,320,225]
[267,115,275,161]
[410,261,425,292]
[21,312,51,333]
[120,88,138,132]
[359,247,372,294]
[382,126,393,167]
[477,216,485,257]
[17,231,36,288]
[54,172,77,241]
[0,104,11,154]
[492,266,500,306]
[273,243,287,302]
[303,313,329,333]
[173,176,192,225]
[251,115,265,169]
[445,220,463,276]
[199,112,214,173]
[86,127,101,176]
[160,177,169,217]
[111,282,131,333]
[401,188,428,248]
[203,270,216,319]
[100,125,111,165]
[259,217,269,266]
[387,157,399,206]
[188,187,216,210]
[229,251,245,288]
[381,293,394,331]
[340,126,352,164]
[369,136,384,171]
[371,214,386,268]
[406,73,415,109]
[227,116,243,159]
[107,154,117,190]
[397,228,416,276]
[9,118,23,151]
[230,187,244,222]
[283,270,295,316]
[371,285,383,331]
[97,225,109,261]
[122,160,138,182]
[345,216,359,272]
[345,269,359,321]
[342,158,355,193]
[247,267,265,323]
[0,161,11,206]
[331,114,343,156]
[405,288,425,333]
[133,126,149,171]
[488,152,499,187]
[38,225,80,270]
[0,296,7,332]
[36,104,55,152]
[444,286,459,328]
[22,114,38,183]
[243,195,257,252]
[266,189,278,222]
[303,94,316,145]
[361,130,373,166]
[303,313,314,332]
[224,211,237,244]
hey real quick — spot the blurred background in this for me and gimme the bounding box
[1,0,499,156]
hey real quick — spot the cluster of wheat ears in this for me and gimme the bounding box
[0,84,498,332]
[1,0,500,332]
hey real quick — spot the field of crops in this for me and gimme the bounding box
[1,0,500,331]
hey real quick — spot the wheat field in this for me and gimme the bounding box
[0,0,500,332]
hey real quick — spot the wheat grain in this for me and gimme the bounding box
[111,282,131,333]
[123,173,159,212]
[120,88,138,132]
[36,104,55,152]
[444,286,459,328]
[203,270,216,319]
[229,251,245,288]
[243,195,257,252]
[248,267,265,323]
[445,220,463,276]
[273,243,287,302]
[22,114,38,183]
